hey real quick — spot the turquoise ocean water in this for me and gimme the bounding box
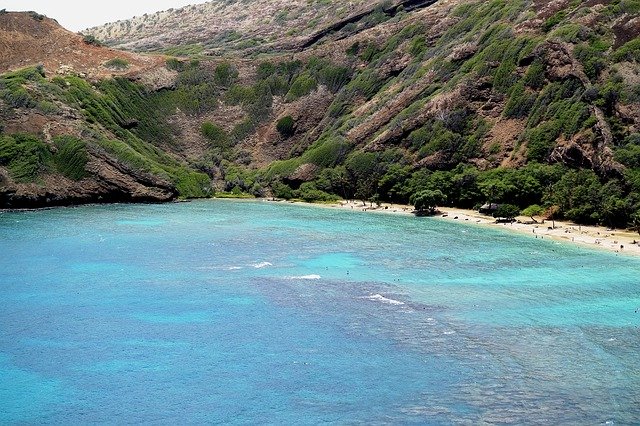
[0,199,639,424]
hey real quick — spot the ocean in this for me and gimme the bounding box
[1,199,639,424]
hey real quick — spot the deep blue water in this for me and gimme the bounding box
[1,199,639,424]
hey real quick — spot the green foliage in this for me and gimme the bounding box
[504,83,536,118]
[0,133,51,182]
[214,62,239,87]
[276,116,295,137]
[346,70,385,100]
[526,121,561,162]
[316,64,351,93]
[162,44,204,57]
[0,66,45,109]
[493,203,520,219]
[52,136,88,180]
[612,38,640,63]
[543,10,566,32]
[82,34,102,46]
[408,36,427,57]
[201,122,229,147]
[523,59,545,89]
[574,42,607,81]
[285,73,317,101]
[522,204,545,217]
[411,189,446,214]
[165,58,186,71]
[104,58,129,70]
[272,181,295,199]
[174,170,211,198]
[295,182,340,202]
[301,138,349,168]
[615,134,640,167]
[550,169,602,224]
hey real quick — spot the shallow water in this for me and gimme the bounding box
[1,199,639,424]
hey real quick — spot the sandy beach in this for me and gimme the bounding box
[275,199,640,257]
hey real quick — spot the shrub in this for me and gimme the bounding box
[28,11,45,21]
[543,10,566,32]
[523,59,545,89]
[522,204,545,217]
[493,203,520,219]
[0,133,51,182]
[82,34,102,46]
[296,182,340,202]
[214,62,239,87]
[612,38,640,63]
[52,136,89,180]
[317,64,351,93]
[302,138,349,168]
[201,122,229,147]
[411,189,446,214]
[276,116,295,137]
[104,58,129,70]
[526,121,561,162]
[408,36,427,57]
[165,58,186,71]
[272,181,295,199]
[285,73,317,101]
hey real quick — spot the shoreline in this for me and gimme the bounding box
[269,198,640,257]
[3,196,640,257]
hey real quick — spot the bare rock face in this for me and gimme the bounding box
[129,67,178,91]
[286,163,319,185]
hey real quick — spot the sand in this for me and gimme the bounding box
[273,199,640,257]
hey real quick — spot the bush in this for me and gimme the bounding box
[201,122,229,147]
[612,38,640,63]
[276,116,295,137]
[493,203,520,219]
[522,204,545,217]
[0,133,51,182]
[411,189,446,214]
[285,73,317,101]
[82,34,102,46]
[504,83,536,118]
[296,182,340,202]
[165,58,186,71]
[317,64,351,93]
[52,136,88,180]
[214,62,239,87]
[104,58,129,70]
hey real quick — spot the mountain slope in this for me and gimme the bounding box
[0,12,204,208]
[0,11,164,79]
[83,0,373,54]
[2,1,640,227]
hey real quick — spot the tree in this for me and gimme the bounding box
[493,204,520,220]
[276,115,295,137]
[521,204,544,222]
[411,190,446,215]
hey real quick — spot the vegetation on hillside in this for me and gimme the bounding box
[2,0,640,229]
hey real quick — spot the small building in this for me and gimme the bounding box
[479,203,499,214]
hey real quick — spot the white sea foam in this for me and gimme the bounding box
[287,274,322,280]
[252,262,273,269]
[226,266,243,270]
[364,294,405,306]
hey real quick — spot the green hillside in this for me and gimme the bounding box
[2,0,640,227]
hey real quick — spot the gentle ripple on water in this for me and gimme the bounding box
[0,199,639,424]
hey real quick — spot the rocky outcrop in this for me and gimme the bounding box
[0,150,177,209]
